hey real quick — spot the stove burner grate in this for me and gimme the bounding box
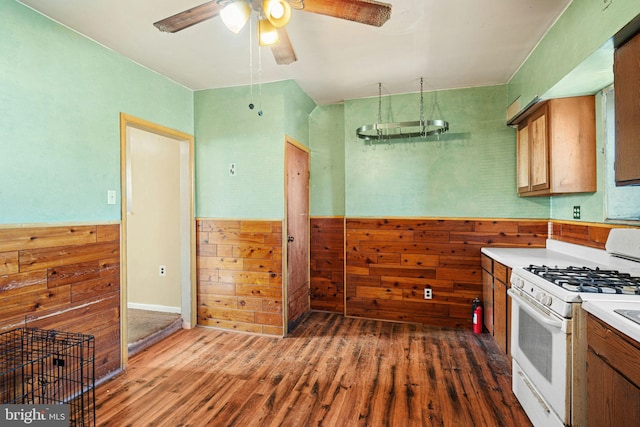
[524,265,640,294]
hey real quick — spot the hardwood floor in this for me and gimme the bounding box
[95,312,532,426]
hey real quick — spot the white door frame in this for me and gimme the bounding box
[119,113,196,366]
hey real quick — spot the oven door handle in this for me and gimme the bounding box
[507,289,563,330]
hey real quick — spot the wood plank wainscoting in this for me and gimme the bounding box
[310,217,344,313]
[0,224,121,380]
[307,218,638,329]
[345,219,549,328]
[196,219,284,335]
[550,220,628,249]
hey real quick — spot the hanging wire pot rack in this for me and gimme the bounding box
[356,78,449,142]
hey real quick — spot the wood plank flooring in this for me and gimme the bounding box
[95,312,532,427]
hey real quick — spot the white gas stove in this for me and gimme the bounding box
[508,228,640,427]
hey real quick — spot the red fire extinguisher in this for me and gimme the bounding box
[472,297,483,334]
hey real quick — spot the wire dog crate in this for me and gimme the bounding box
[0,328,95,426]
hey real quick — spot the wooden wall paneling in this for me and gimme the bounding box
[19,241,120,272]
[0,224,121,381]
[196,219,284,335]
[96,224,120,242]
[345,219,548,329]
[0,251,19,275]
[309,217,344,313]
[550,220,632,249]
[0,226,98,252]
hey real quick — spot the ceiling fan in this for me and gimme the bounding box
[153,0,392,65]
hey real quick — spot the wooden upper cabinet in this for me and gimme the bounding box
[516,125,530,192]
[614,31,640,186]
[514,96,596,197]
[529,107,550,192]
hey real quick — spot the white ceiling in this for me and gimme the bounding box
[17,0,572,105]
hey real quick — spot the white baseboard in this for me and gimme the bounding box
[127,302,181,314]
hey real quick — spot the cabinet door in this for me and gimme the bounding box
[482,269,493,334]
[587,349,640,426]
[614,31,640,185]
[529,107,550,192]
[516,124,530,193]
[493,278,507,354]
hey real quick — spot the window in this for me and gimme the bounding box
[604,86,640,221]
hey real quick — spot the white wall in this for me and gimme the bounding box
[126,127,182,311]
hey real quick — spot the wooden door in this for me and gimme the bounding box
[285,138,310,334]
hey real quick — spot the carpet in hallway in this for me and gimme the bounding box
[127,309,182,356]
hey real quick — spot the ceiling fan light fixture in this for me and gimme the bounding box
[219,0,251,34]
[263,0,292,28]
[258,18,280,46]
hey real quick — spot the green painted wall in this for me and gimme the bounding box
[310,104,345,216]
[7,0,640,225]
[508,0,640,108]
[509,0,640,222]
[1,1,193,225]
[550,92,607,222]
[343,85,549,218]
[284,80,317,147]
[194,80,315,219]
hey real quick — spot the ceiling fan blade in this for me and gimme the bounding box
[271,27,297,65]
[153,1,222,33]
[301,0,391,27]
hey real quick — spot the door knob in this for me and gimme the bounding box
[287,235,295,242]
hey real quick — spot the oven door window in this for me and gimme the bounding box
[510,294,571,423]
[519,309,553,381]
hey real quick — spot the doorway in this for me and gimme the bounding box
[284,137,310,335]
[119,113,195,365]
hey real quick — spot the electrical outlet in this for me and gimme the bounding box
[229,163,236,176]
[159,265,166,277]
[424,288,432,299]
[573,206,581,220]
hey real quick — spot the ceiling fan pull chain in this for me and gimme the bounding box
[258,44,263,116]
[249,15,255,110]
[376,82,384,142]
[419,77,426,137]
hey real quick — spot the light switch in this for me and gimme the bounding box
[107,190,117,205]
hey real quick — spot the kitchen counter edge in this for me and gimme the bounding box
[582,300,640,344]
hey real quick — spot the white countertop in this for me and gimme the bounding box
[480,246,594,269]
[482,239,640,343]
[582,300,640,343]
[481,239,640,275]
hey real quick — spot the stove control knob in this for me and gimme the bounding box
[535,292,543,302]
[543,295,553,306]
[514,277,524,288]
